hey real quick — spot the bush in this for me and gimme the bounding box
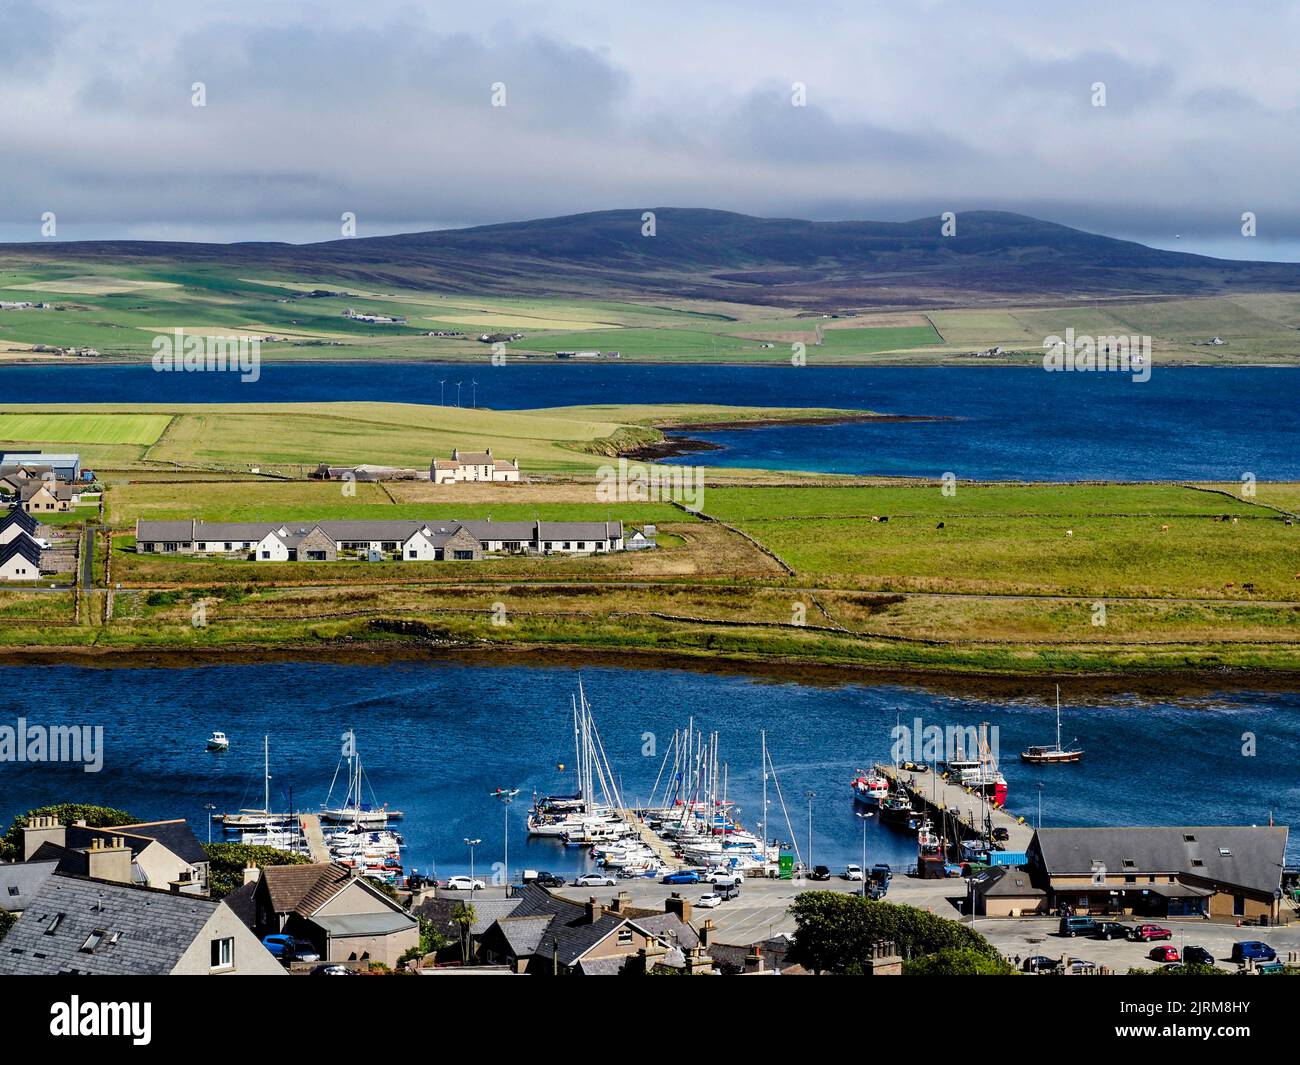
[787,892,999,975]
[202,842,309,899]
[904,948,1014,975]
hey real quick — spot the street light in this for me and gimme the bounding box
[204,804,216,845]
[856,810,874,897]
[463,837,481,894]
[491,788,520,892]
[1036,782,1045,829]
[805,790,816,873]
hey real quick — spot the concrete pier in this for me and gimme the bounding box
[879,765,1034,855]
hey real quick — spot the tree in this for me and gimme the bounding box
[1126,963,1227,976]
[1,804,136,862]
[787,892,999,975]
[451,902,476,963]
[397,916,452,969]
[903,948,1014,975]
[0,908,15,944]
[202,842,309,899]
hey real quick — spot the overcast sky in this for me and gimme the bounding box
[4,0,1300,258]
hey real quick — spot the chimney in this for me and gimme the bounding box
[664,891,692,926]
[22,815,66,860]
[585,896,601,925]
[744,948,766,974]
[243,860,261,886]
[87,835,133,885]
[609,890,631,914]
[699,918,714,948]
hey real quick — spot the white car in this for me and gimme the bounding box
[575,873,617,887]
[444,875,485,891]
[708,870,743,886]
[696,893,723,908]
[844,864,864,881]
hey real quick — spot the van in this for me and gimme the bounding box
[1058,916,1097,937]
[1231,940,1276,963]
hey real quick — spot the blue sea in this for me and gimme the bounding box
[1,661,1295,876]
[0,363,1296,480]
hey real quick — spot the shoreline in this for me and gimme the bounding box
[3,639,1299,697]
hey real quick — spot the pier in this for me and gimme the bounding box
[619,809,687,870]
[299,813,331,863]
[879,765,1034,855]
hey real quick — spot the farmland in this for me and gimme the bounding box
[8,259,1300,366]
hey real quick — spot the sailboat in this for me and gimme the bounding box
[321,729,404,826]
[216,735,297,829]
[527,679,623,837]
[1021,686,1084,764]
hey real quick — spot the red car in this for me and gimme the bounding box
[1149,945,1180,963]
[1129,924,1173,942]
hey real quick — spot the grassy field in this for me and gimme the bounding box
[7,261,1300,365]
[0,401,847,474]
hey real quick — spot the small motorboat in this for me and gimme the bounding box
[206,731,229,752]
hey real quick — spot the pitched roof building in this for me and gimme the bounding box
[1027,825,1289,922]
[431,448,521,484]
[0,873,283,976]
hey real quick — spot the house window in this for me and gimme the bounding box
[1183,834,1196,843]
[211,937,233,969]
[6,886,17,897]
[80,930,106,953]
[617,929,634,946]
[1219,848,1233,857]
[224,542,233,550]
[260,550,271,559]
[1233,895,1245,917]
[1121,859,1135,868]
[45,913,65,934]
[453,550,474,560]
[407,550,417,559]
[1191,859,1204,867]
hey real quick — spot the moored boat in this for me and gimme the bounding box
[1021,685,1084,764]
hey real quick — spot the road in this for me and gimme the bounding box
[80,527,95,588]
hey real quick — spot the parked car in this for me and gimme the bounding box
[717,882,741,901]
[530,871,566,888]
[696,892,723,908]
[1091,921,1129,941]
[309,963,356,976]
[661,870,700,885]
[1231,940,1276,963]
[1149,945,1180,963]
[708,870,743,886]
[575,873,618,887]
[444,875,485,891]
[991,827,1010,842]
[1022,955,1059,972]
[871,863,893,882]
[1058,916,1097,937]
[808,865,832,881]
[1128,924,1173,942]
[843,864,864,881]
[1183,945,1215,967]
[261,934,318,962]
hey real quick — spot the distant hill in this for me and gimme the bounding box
[5,208,1299,307]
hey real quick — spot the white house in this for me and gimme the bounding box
[430,448,521,484]
[0,534,41,581]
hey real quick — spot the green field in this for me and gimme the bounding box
[8,260,1300,365]
[0,400,846,474]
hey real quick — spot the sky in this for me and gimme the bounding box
[4,0,1300,259]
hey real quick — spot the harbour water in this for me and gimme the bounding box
[3,660,1297,876]
[1,363,1297,480]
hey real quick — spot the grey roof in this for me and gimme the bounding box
[1032,826,1288,896]
[494,914,555,958]
[629,911,700,949]
[312,911,418,937]
[0,861,59,912]
[537,521,622,541]
[972,865,1045,898]
[136,517,624,547]
[0,873,218,975]
[106,821,208,866]
[0,535,41,568]
[0,508,38,533]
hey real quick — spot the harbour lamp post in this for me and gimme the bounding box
[463,837,481,895]
[491,788,520,892]
[204,804,216,844]
[856,810,873,898]
[805,790,816,874]
[1036,782,1045,829]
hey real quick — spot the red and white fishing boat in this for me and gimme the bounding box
[850,768,889,804]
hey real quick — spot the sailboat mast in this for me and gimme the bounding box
[263,735,270,813]
[1056,684,1062,751]
[761,730,768,846]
